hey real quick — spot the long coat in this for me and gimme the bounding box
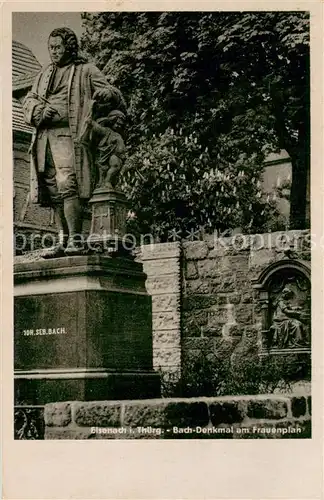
[23,62,125,206]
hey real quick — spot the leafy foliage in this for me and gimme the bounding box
[81,12,310,235]
[14,407,45,440]
[160,345,311,398]
[121,128,280,240]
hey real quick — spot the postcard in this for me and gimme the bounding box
[1,2,323,499]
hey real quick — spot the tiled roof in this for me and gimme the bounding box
[13,97,33,134]
[13,72,38,92]
[12,40,41,81]
[12,41,40,134]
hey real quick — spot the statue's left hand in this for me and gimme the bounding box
[93,88,113,102]
[42,106,57,121]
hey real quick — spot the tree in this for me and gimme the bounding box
[121,128,279,241]
[80,12,309,236]
[216,12,310,229]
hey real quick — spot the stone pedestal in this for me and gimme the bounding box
[88,187,130,254]
[14,255,160,404]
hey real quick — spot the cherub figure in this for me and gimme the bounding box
[92,110,126,189]
[79,100,126,190]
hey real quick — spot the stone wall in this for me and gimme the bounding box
[181,230,310,370]
[138,242,181,381]
[43,393,311,439]
[134,231,311,385]
[13,134,57,253]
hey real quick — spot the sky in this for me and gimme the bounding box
[12,12,84,66]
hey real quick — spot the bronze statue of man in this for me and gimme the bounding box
[23,27,126,256]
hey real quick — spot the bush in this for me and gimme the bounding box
[159,346,311,398]
[14,407,45,440]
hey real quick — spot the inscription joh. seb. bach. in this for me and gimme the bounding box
[14,292,78,371]
[23,327,67,336]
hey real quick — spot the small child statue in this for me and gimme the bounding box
[92,110,126,189]
[79,101,126,190]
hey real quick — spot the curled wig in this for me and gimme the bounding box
[48,27,87,64]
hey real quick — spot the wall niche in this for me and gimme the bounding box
[252,259,311,356]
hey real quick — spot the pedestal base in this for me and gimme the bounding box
[14,255,160,404]
[15,369,160,405]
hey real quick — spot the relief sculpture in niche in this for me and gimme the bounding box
[268,272,310,350]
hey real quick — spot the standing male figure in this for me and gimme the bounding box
[23,27,126,256]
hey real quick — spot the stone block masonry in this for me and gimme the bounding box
[138,242,181,382]
[44,393,311,439]
[181,230,310,370]
[134,231,310,383]
[14,140,55,246]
